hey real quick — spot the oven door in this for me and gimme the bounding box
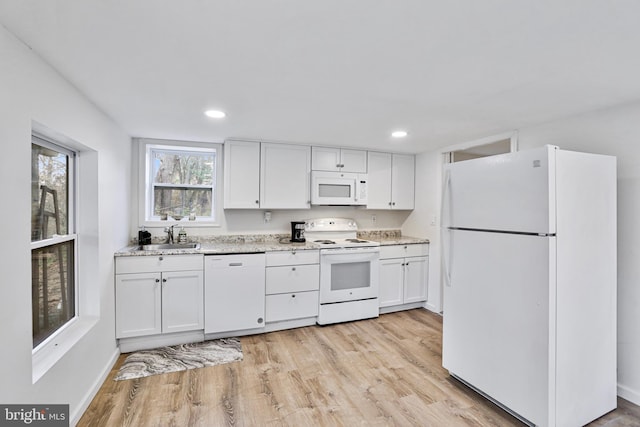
[320,247,380,304]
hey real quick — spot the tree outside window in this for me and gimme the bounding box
[147,145,216,221]
[31,138,77,348]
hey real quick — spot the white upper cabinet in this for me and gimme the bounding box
[391,153,415,209]
[367,152,393,209]
[261,143,311,209]
[224,141,311,209]
[312,146,367,173]
[224,140,261,209]
[367,152,415,209]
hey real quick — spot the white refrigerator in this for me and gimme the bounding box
[442,145,617,426]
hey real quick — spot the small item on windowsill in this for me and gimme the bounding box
[172,214,183,221]
[178,227,188,244]
[189,211,196,221]
[160,213,168,220]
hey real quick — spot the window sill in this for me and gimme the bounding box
[142,220,221,228]
[32,316,99,383]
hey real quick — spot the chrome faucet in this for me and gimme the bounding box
[164,224,177,244]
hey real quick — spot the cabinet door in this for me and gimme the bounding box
[403,256,428,303]
[204,254,266,334]
[311,146,341,171]
[115,272,162,338]
[391,154,415,209]
[340,149,367,173]
[366,151,393,209]
[224,140,261,209]
[162,270,204,333]
[261,143,311,209]
[379,258,404,307]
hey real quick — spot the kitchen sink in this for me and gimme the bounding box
[134,243,201,251]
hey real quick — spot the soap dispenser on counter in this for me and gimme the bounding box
[177,226,188,244]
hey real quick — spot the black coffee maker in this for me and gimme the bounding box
[290,221,306,242]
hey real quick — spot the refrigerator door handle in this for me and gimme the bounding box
[442,227,452,287]
[441,168,452,287]
[440,168,451,228]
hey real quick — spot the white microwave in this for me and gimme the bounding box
[311,171,368,206]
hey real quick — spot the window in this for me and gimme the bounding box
[448,138,513,163]
[31,136,77,348]
[142,141,221,223]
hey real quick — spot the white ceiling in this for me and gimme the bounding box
[2,1,640,153]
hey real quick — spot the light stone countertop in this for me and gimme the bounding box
[114,232,429,257]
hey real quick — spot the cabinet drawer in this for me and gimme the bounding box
[205,253,266,269]
[266,291,319,323]
[380,244,428,259]
[266,250,319,266]
[266,264,319,294]
[116,254,203,274]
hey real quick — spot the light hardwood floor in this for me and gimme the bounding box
[79,309,640,426]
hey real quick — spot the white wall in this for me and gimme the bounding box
[411,102,640,405]
[0,25,131,423]
[402,150,444,312]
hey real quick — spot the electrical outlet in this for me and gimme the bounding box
[371,214,377,223]
[264,211,272,223]
[430,215,437,226]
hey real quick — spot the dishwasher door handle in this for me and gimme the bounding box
[229,262,243,267]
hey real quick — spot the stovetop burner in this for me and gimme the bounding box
[305,218,380,248]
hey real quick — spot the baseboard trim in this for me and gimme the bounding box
[618,383,640,406]
[70,347,119,426]
[380,302,425,314]
[425,301,442,314]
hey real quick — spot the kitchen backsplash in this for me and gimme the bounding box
[130,230,402,246]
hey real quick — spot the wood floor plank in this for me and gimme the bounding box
[78,309,639,426]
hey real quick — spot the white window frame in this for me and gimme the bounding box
[443,131,518,164]
[30,135,79,349]
[30,122,101,384]
[138,138,223,227]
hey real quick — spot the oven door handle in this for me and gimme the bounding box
[321,247,380,256]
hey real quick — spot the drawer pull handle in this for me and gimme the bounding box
[229,262,243,267]
[292,267,296,271]
[159,256,163,261]
[291,294,296,298]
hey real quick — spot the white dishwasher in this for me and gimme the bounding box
[204,253,266,334]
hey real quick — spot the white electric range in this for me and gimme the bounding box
[305,218,380,325]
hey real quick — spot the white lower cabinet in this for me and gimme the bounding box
[379,244,429,308]
[204,253,266,334]
[265,250,319,323]
[115,255,204,339]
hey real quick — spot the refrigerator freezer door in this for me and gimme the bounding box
[442,229,556,426]
[443,145,556,234]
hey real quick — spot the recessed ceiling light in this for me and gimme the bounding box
[391,130,408,138]
[204,110,226,119]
